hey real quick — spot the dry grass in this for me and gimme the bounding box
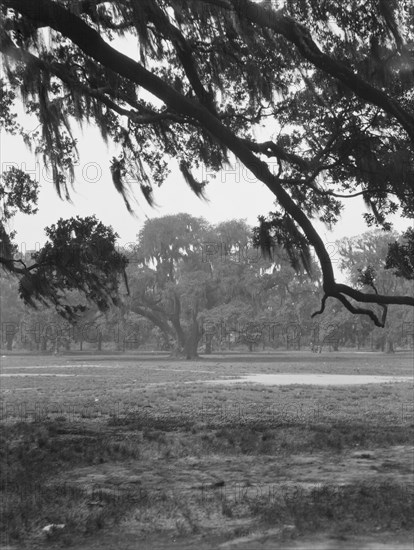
[0,351,413,548]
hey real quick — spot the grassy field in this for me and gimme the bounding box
[0,351,413,549]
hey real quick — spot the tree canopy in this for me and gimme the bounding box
[1,0,413,326]
[125,213,294,358]
[1,215,412,355]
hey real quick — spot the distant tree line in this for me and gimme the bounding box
[1,215,412,356]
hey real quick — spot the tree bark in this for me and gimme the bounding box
[205,333,212,354]
[184,333,199,359]
[385,336,395,353]
[6,333,14,351]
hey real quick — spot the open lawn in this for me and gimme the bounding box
[1,351,413,549]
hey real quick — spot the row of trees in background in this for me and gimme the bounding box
[1,214,413,357]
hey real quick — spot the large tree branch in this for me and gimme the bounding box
[200,0,414,142]
[331,293,385,327]
[241,138,311,171]
[0,37,186,127]
[334,283,414,308]
[143,0,217,115]
[0,255,50,274]
[8,46,396,205]
[285,178,412,201]
[3,0,413,326]
[312,291,389,327]
[131,304,175,338]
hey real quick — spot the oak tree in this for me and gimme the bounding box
[1,0,413,325]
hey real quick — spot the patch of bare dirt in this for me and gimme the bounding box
[49,444,413,549]
[58,445,414,497]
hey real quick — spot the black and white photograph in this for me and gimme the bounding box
[0,1,413,548]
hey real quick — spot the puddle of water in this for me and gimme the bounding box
[205,374,413,386]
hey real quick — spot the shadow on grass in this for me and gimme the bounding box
[1,413,413,546]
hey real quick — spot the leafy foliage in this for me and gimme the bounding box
[0,166,39,268]
[385,228,414,280]
[17,216,128,319]
[0,0,413,325]
[0,93,128,319]
[253,212,313,275]
[0,173,128,320]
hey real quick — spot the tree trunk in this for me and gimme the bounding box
[6,333,14,351]
[385,336,395,353]
[41,337,47,352]
[169,337,199,360]
[169,309,200,360]
[184,321,200,359]
[169,345,183,358]
[205,333,212,354]
[185,335,199,359]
